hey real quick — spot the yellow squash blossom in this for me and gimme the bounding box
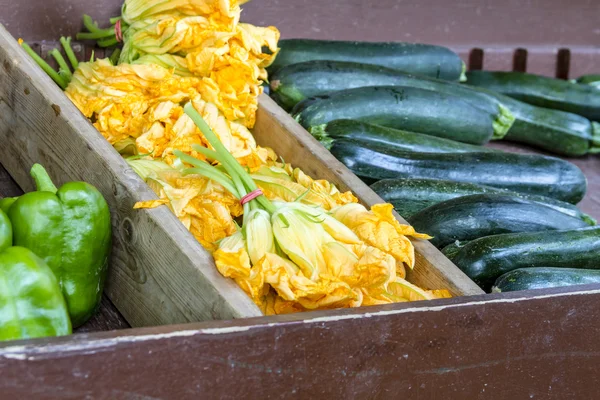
[331,203,431,269]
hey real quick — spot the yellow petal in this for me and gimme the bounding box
[133,199,170,209]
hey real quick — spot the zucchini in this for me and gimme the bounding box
[292,86,500,145]
[330,139,587,203]
[407,194,590,248]
[317,120,496,153]
[447,227,600,291]
[270,61,514,136]
[370,178,595,224]
[462,84,600,156]
[492,267,600,293]
[574,74,600,89]
[267,39,465,81]
[441,240,470,260]
[501,96,600,156]
[466,70,600,121]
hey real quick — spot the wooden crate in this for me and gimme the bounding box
[2,1,600,397]
[0,25,481,330]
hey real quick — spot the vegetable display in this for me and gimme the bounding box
[268,39,599,295]
[267,39,466,81]
[20,0,452,317]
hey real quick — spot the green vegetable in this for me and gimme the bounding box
[315,119,497,153]
[447,226,600,291]
[267,39,465,81]
[270,60,514,136]
[0,197,17,213]
[574,74,600,89]
[407,194,589,248]
[370,178,595,224]
[8,164,112,327]
[0,246,72,341]
[330,139,587,203]
[466,70,600,121]
[292,86,500,145]
[441,240,470,260]
[492,267,600,293]
[464,85,600,156]
[0,210,12,252]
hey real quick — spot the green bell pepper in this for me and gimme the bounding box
[0,209,11,252]
[8,164,112,328]
[0,197,17,213]
[0,213,71,341]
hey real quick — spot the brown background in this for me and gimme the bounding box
[2,0,599,76]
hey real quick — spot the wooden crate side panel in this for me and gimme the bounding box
[1,285,600,399]
[0,25,261,326]
[254,95,484,297]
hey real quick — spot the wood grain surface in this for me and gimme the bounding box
[2,284,600,399]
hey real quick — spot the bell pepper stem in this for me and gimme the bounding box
[30,164,58,194]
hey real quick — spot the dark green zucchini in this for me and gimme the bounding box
[462,84,600,156]
[574,74,600,86]
[370,178,595,224]
[330,139,587,203]
[316,120,495,153]
[466,70,600,121]
[407,194,589,248]
[447,227,600,291]
[267,39,465,81]
[292,86,500,145]
[441,241,470,260]
[270,61,514,136]
[492,267,600,293]
[464,73,600,156]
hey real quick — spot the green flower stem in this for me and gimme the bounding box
[184,103,276,214]
[60,37,79,70]
[80,14,116,39]
[182,167,238,198]
[98,37,119,48]
[109,48,121,65]
[20,42,67,89]
[109,16,122,24]
[49,49,72,82]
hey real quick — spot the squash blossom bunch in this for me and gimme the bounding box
[175,103,450,315]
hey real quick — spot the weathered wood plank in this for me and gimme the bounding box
[2,285,600,399]
[0,24,262,327]
[254,95,484,296]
